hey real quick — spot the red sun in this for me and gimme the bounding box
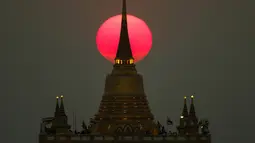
[96,14,152,63]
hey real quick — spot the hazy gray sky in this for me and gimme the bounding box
[1,0,254,143]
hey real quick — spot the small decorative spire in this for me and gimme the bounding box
[54,96,59,117]
[59,94,66,116]
[182,96,189,118]
[188,93,199,134]
[189,94,196,116]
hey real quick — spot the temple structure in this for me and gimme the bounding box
[89,0,156,135]
[39,0,211,143]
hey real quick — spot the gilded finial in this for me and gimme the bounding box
[121,0,127,19]
[56,96,59,99]
[60,95,64,98]
[191,95,194,98]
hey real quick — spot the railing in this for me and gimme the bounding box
[42,134,210,142]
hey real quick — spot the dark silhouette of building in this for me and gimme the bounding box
[39,0,211,142]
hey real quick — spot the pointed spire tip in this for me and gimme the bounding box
[122,0,127,20]
[114,0,133,63]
